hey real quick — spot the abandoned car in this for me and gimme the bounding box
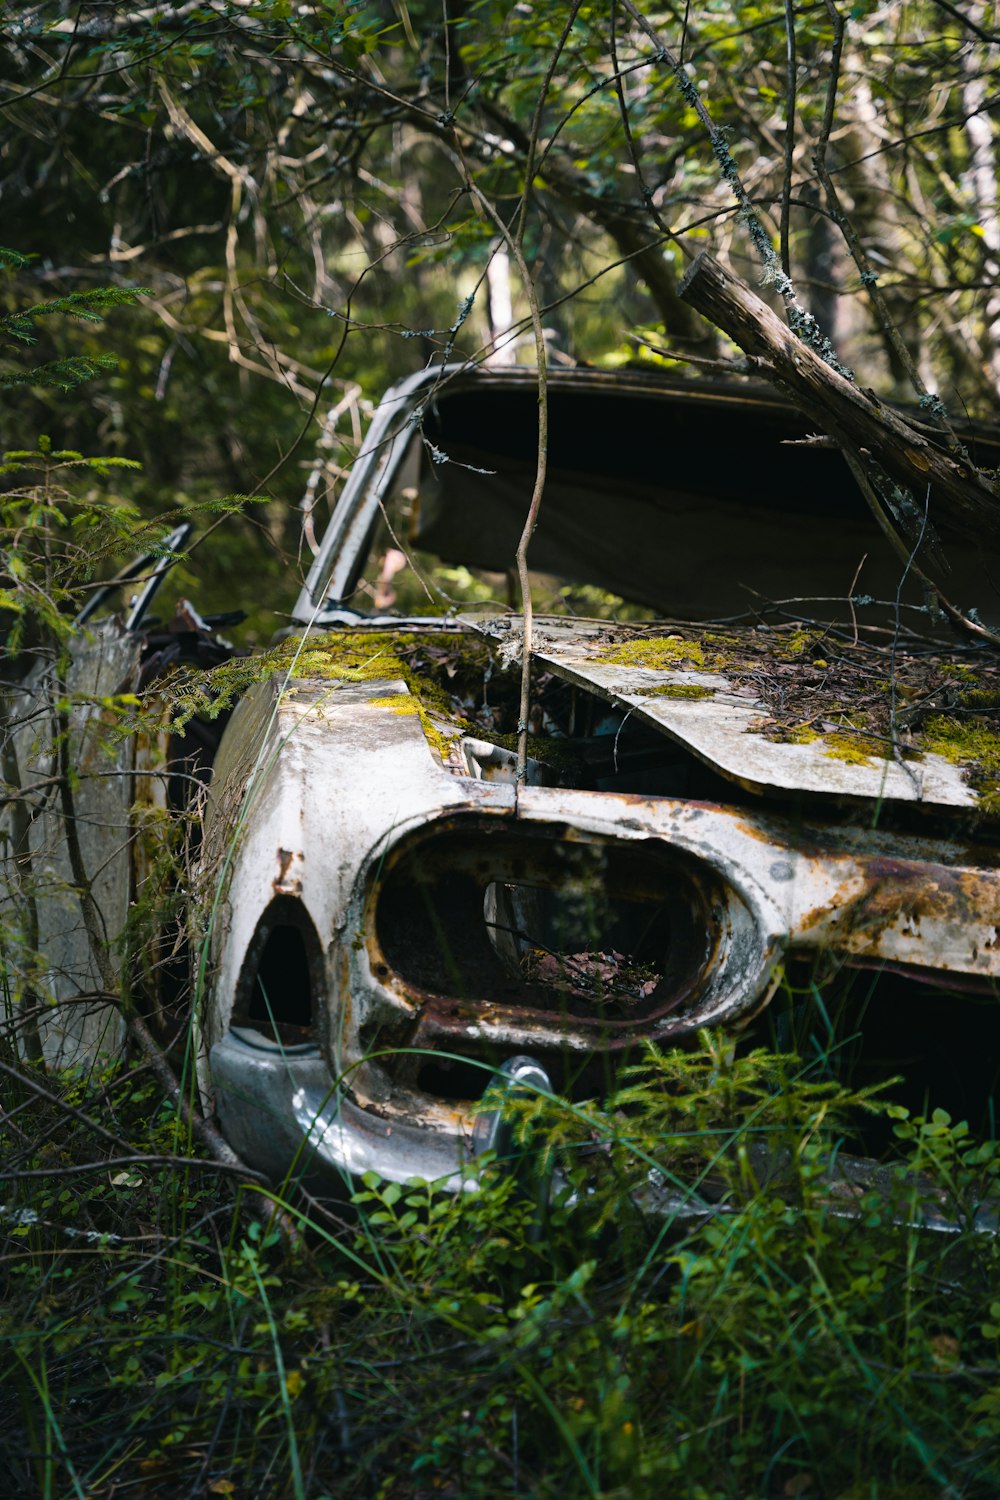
[11,365,1000,1208]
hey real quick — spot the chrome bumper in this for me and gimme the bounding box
[210,1028,478,1193]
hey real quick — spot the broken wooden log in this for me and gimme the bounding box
[677,251,1000,551]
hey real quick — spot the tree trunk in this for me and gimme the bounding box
[961,37,1000,389]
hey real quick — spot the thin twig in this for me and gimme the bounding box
[514,0,582,250]
[780,0,797,276]
[888,483,931,786]
[609,2,684,253]
[0,1154,267,1182]
[464,185,549,795]
[847,552,867,648]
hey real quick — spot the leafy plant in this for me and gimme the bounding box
[3,1038,1000,1497]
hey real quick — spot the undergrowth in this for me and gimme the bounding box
[5,237,996,1500]
[2,1037,999,1499]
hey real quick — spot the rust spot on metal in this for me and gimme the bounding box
[273,847,303,896]
[799,854,1000,970]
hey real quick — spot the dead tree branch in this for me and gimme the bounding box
[677,251,1000,546]
[678,250,1000,649]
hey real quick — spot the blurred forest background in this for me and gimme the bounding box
[3,0,1000,638]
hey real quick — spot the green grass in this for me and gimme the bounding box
[2,1037,1000,1499]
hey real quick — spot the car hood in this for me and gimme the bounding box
[516,616,986,811]
[324,612,992,816]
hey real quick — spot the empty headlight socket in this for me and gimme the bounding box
[366,816,775,1042]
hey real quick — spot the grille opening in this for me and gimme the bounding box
[234,896,319,1043]
[403,1039,647,1105]
[361,1022,640,1105]
[374,828,718,1029]
[753,960,1000,1157]
[412,1047,647,1105]
[415,1052,513,1101]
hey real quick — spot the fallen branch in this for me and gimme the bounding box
[0,1154,268,1183]
[677,251,1000,548]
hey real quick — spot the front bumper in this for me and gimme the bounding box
[211,1028,999,1237]
[211,1027,478,1193]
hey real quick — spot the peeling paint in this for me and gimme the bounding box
[273,847,303,896]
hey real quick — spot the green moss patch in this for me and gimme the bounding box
[594,625,829,678]
[959,687,1000,710]
[922,716,1000,813]
[597,636,705,670]
[640,682,714,701]
[367,691,461,762]
[280,630,480,761]
[770,724,822,746]
[766,723,878,764]
[823,732,878,766]
[783,628,824,657]
[368,692,418,713]
[285,631,418,685]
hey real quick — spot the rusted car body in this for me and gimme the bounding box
[7,365,999,1202]
[196,366,1000,1197]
